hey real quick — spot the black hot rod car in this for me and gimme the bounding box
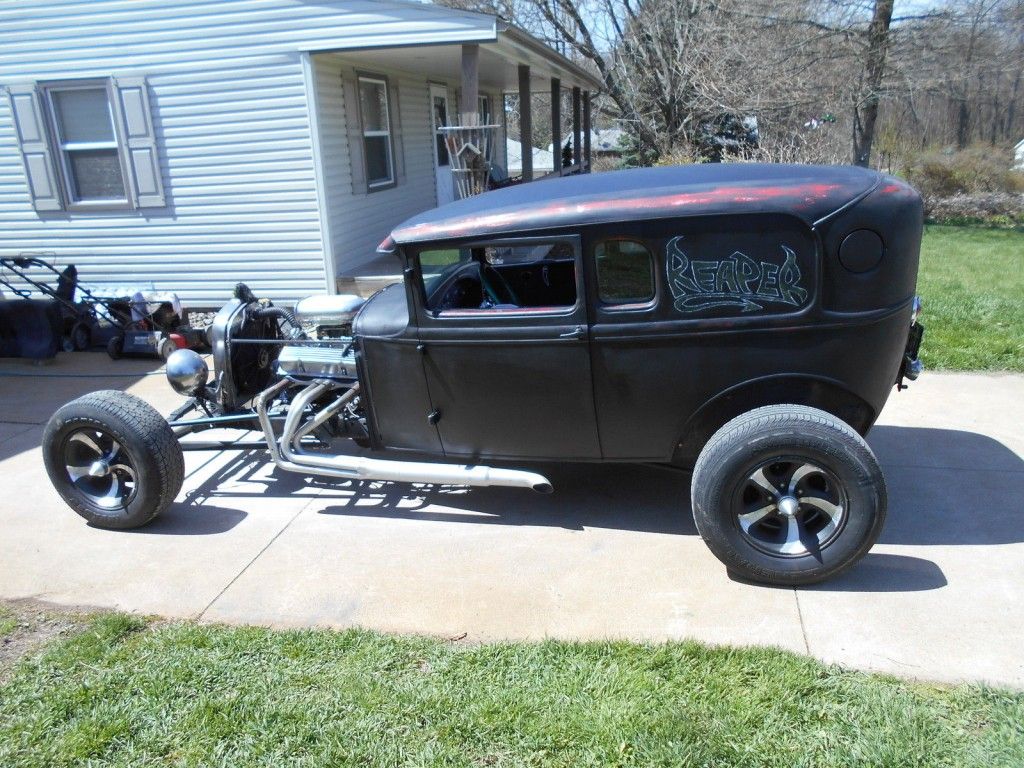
[42,164,924,586]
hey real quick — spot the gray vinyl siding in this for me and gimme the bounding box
[314,56,510,274]
[314,54,439,274]
[0,0,494,305]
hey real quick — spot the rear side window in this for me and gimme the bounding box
[595,240,655,305]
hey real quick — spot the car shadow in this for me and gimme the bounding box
[131,425,1021,593]
[868,426,1024,546]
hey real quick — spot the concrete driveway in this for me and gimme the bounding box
[1,353,1022,687]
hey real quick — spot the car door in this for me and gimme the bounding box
[413,235,601,460]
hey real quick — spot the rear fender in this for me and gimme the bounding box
[672,373,876,467]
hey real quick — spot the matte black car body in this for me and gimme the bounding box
[356,163,923,465]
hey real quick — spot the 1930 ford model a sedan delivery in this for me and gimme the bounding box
[43,164,924,586]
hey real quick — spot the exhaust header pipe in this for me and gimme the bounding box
[255,380,553,493]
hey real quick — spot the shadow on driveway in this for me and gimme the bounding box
[145,425,1021,594]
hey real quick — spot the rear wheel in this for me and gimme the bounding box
[71,322,91,351]
[157,336,176,361]
[43,390,184,529]
[691,404,886,586]
[107,335,124,360]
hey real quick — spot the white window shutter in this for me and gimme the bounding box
[112,76,166,208]
[391,83,405,182]
[6,83,63,212]
[342,75,367,194]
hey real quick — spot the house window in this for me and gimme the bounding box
[44,83,127,206]
[478,95,491,125]
[595,239,656,305]
[358,75,395,189]
[9,76,164,212]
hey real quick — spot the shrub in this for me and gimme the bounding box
[925,192,1024,227]
[901,146,1024,226]
[903,146,1024,199]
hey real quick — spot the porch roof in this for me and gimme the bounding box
[301,11,602,93]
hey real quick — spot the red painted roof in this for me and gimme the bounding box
[389,163,891,245]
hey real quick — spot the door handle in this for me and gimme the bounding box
[559,325,586,340]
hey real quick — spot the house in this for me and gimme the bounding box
[0,0,600,307]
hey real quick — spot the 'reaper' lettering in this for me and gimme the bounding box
[665,237,809,314]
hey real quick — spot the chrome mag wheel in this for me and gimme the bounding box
[733,458,848,558]
[62,428,138,512]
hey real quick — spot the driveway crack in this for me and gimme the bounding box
[794,589,810,654]
[196,499,312,621]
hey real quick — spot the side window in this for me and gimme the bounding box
[595,239,655,305]
[357,75,395,190]
[419,241,577,314]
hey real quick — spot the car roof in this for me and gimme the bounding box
[387,163,883,247]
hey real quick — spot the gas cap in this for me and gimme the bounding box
[838,229,884,273]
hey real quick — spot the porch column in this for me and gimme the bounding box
[518,64,533,181]
[572,86,582,168]
[550,77,561,175]
[460,44,479,125]
[583,91,592,171]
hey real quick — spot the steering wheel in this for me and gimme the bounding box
[481,264,518,306]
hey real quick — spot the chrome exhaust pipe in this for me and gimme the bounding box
[255,380,553,493]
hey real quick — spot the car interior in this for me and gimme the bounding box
[420,242,577,313]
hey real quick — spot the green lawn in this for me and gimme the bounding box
[917,225,1024,371]
[1,614,1021,767]
[0,606,15,638]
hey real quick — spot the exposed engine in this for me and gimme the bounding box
[205,284,365,411]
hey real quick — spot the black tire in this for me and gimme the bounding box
[43,390,185,529]
[691,404,886,586]
[157,336,176,361]
[71,322,91,351]
[107,335,124,360]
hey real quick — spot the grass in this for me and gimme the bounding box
[0,614,1021,767]
[916,225,1024,371]
[0,606,16,638]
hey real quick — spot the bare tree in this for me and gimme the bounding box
[852,0,895,165]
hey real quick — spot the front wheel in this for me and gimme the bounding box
[43,390,184,529]
[691,404,886,586]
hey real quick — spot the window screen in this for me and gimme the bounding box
[47,86,126,203]
[595,240,655,304]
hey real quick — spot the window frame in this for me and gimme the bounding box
[414,234,584,322]
[355,73,396,192]
[593,237,659,312]
[41,78,131,211]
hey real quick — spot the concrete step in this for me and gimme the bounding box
[336,274,401,299]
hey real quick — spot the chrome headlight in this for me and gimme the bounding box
[166,349,209,396]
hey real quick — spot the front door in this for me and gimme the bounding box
[413,236,601,460]
[430,84,455,207]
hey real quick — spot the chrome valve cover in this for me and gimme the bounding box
[294,294,366,328]
[277,344,358,382]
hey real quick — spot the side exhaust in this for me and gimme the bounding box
[255,380,553,493]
